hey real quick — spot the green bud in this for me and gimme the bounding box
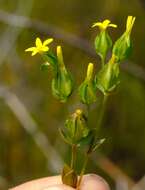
[92,19,117,65]
[52,46,73,102]
[79,63,97,105]
[60,109,89,145]
[62,164,78,188]
[95,55,120,95]
[113,16,136,62]
[95,31,112,65]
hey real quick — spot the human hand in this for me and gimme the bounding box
[10,174,110,190]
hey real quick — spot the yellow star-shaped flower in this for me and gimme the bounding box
[92,19,117,31]
[25,37,53,56]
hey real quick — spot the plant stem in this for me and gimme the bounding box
[101,57,105,67]
[70,144,77,169]
[77,153,89,190]
[96,94,108,133]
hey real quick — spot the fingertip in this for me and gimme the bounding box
[43,184,75,190]
[9,176,61,190]
[80,174,110,190]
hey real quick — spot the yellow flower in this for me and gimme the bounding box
[126,16,136,34]
[92,19,117,30]
[25,37,53,56]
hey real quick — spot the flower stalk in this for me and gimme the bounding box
[70,144,77,169]
[77,153,90,190]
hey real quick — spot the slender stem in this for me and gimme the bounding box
[76,95,108,189]
[77,153,89,190]
[70,144,77,169]
[96,94,108,133]
[76,104,91,190]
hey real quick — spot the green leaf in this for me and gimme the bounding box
[92,138,106,152]
[77,130,95,147]
[59,128,73,145]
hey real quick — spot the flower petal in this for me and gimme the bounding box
[103,19,111,27]
[25,47,36,52]
[101,20,112,30]
[43,38,53,46]
[32,50,38,56]
[35,37,42,47]
[92,22,102,28]
[109,24,117,28]
[42,46,49,52]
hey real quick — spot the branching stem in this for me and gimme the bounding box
[77,153,89,190]
[96,94,108,133]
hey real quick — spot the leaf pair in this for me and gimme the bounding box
[60,109,89,145]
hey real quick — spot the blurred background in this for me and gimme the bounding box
[0,0,145,189]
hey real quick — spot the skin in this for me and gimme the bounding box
[10,174,110,190]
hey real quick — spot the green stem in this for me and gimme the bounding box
[77,153,89,190]
[70,145,77,169]
[96,94,108,133]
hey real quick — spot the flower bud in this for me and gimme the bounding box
[113,16,135,62]
[94,31,112,65]
[51,46,73,102]
[79,63,97,105]
[92,19,117,65]
[60,109,89,145]
[95,55,120,95]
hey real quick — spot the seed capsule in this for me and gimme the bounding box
[51,46,73,102]
[79,63,97,105]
